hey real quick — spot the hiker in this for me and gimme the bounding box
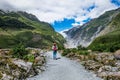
[52,42,58,60]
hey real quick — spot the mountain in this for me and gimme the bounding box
[0,9,65,49]
[64,8,120,50]
[88,9,120,52]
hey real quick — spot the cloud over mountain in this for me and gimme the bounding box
[0,0,119,26]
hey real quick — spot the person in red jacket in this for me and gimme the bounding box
[52,42,58,60]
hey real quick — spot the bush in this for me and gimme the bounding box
[62,49,71,56]
[12,43,29,59]
[77,50,89,55]
[77,45,87,50]
[71,48,78,53]
[27,54,35,62]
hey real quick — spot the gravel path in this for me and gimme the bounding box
[27,51,102,80]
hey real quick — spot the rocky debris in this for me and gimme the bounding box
[0,49,10,56]
[114,50,120,60]
[1,73,13,80]
[12,59,33,72]
[83,60,102,72]
[66,50,120,80]
[98,71,120,80]
[34,56,45,64]
[28,55,46,77]
[83,53,120,80]
[0,49,46,80]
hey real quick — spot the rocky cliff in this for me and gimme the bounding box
[64,8,120,48]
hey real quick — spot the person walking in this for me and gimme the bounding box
[52,42,58,60]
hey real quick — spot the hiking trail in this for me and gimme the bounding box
[27,51,103,80]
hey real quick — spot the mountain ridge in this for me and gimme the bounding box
[64,7,120,50]
[0,9,65,49]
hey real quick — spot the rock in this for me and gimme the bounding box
[0,49,5,56]
[78,55,85,61]
[98,66,112,72]
[12,59,32,72]
[114,50,120,60]
[102,59,116,66]
[88,50,92,53]
[34,56,45,64]
[98,71,120,80]
[111,67,118,72]
[97,71,108,78]
[13,70,20,76]
[116,60,120,66]
[1,73,13,80]
[76,59,80,62]
[83,60,102,72]
[66,53,75,58]
[112,72,120,77]
[87,53,97,60]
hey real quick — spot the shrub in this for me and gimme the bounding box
[12,43,29,59]
[27,54,35,62]
[71,48,78,53]
[77,45,87,50]
[77,50,89,55]
[62,49,71,56]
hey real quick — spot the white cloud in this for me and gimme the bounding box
[73,0,118,26]
[72,23,80,27]
[0,0,119,25]
[59,29,69,38]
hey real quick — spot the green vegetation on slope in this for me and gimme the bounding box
[88,13,120,52]
[109,12,120,30]
[88,31,120,52]
[83,9,117,37]
[0,10,65,49]
[65,8,120,46]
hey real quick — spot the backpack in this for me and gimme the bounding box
[53,46,57,51]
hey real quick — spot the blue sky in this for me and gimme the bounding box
[0,0,120,32]
[111,0,120,6]
[52,18,91,32]
[52,0,120,32]
[52,18,75,32]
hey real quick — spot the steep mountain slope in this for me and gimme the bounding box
[0,9,65,49]
[88,12,120,52]
[64,8,120,48]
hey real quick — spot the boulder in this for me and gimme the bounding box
[12,59,32,72]
[114,50,120,60]
[34,56,45,64]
